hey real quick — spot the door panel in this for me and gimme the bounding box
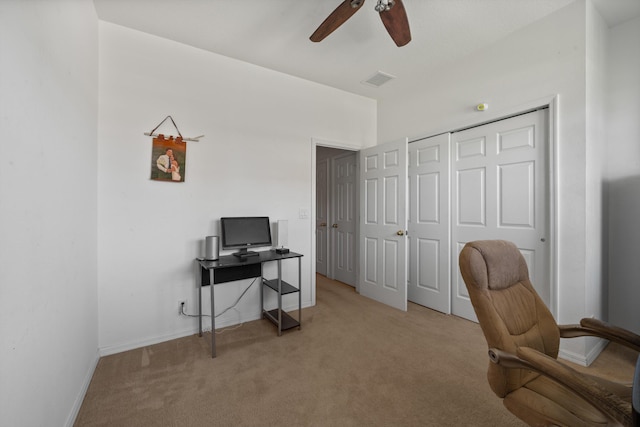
[407,133,451,313]
[457,167,486,226]
[359,139,408,311]
[451,110,549,321]
[499,161,534,228]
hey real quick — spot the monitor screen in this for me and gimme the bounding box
[220,217,272,257]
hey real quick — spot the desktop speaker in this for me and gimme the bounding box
[276,220,289,254]
[276,220,288,248]
[204,236,219,260]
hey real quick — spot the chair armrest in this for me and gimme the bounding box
[559,318,640,352]
[488,347,632,427]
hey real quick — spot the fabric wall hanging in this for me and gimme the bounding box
[150,134,186,182]
[146,116,203,183]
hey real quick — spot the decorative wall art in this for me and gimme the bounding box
[150,134,186,182]
[145,116,203,183]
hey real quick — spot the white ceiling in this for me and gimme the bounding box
[93,0,640,102]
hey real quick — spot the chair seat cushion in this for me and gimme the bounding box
[503,374,630,426]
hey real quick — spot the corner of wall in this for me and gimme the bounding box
[65,349,101,427]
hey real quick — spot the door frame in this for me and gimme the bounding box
[311,138,363,304]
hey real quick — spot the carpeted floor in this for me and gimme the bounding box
[74,275,636,426]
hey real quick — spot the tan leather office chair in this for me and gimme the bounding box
[459,240,640,426]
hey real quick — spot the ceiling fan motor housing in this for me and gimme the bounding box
[375,0,395,12]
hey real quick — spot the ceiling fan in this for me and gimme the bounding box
[310,0,412,47]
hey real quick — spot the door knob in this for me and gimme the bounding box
[397,230,405,236]
[332,224,338,228]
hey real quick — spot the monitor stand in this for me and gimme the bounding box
[232,248,259,258]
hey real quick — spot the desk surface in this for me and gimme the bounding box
[198,250,303,269]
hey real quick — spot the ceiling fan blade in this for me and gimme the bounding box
[310,0,366,42]
[379,0,411,47]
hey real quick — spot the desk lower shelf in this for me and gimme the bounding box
[262,276,301,335]
[262,278,299,294]
[263,309,300,330]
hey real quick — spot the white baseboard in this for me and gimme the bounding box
[558,337,607,367]
[65,348,101,427]
[99,326,208,357]
[99,301,312,357]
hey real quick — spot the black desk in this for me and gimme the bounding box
[197,250,303,357]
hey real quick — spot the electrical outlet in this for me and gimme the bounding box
[178,300,187,315]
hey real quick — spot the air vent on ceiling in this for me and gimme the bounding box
[361,71,396,88]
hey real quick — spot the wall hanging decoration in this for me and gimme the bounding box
[146,116,203,183]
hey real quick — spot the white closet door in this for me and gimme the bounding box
[407,133,451,313]
[451,109,549,322]
[359,139,408,311]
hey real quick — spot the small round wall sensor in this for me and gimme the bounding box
[476,103,488,111]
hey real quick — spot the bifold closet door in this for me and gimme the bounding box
[407,133,451,314]
[451,109,550,322]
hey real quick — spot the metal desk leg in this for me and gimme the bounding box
[210,268,216,358]
[198,265,203,337]
[277,259,282,336]
[298,257,302,330]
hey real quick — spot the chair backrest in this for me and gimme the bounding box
[459,240,560,397]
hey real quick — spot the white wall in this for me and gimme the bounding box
[606,15,640,334]
[0,1,99,426]
[97,22,376,354]
[377,1,610,364]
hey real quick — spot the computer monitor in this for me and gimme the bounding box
[220,217,272,258]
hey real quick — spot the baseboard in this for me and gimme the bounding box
[99,301,311,357]
[65,348,100,427]
[99,326,206,357]
[558,337,607,367]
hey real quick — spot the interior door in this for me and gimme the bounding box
[407,133,451,313]
[316,158,329,276]
[451,109,549,321]
[332,152,357,286]
[359,139,408,311]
